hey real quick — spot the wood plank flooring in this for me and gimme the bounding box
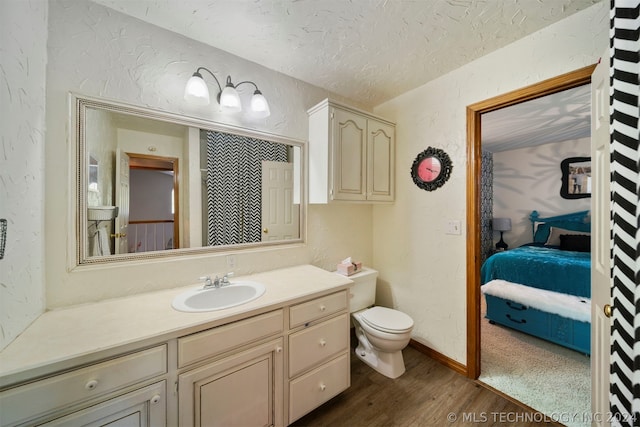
[291,341,561,427]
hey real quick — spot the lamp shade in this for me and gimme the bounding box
[219,85,242,113]
[492,218,511,232]
[184,73,210,105]
[250,91,270,118]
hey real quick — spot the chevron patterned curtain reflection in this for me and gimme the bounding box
[205,131,288,246]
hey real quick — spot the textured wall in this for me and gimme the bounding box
[373,3,608,364]
[0,1,48,351]
[44,0,372,308]
[492,137,591,249]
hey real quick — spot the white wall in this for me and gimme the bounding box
[373,2,608,364]
[493,138,591,249]
[44,0,373,308]
[0,1,48,351]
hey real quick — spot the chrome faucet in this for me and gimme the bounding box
[200,272,234,289]
[199,276,214,289]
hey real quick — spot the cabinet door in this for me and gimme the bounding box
[178,338,284,427]
[367,119,395,202]
[331,108,367,201]
[39,381,165,427]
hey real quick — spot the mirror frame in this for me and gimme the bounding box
[71,93,307,267]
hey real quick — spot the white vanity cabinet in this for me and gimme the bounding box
[0,266,354,427]
[286,291,350,424]
[177,310,285,427]
[0,345,167,427]
[308,99,395,203]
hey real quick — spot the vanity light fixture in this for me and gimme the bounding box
[184,67,270,118]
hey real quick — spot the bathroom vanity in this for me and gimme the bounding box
[0,265,353,427]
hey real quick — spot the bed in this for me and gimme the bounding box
[481,210,592,355]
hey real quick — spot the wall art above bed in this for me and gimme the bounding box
[560,156,591,199]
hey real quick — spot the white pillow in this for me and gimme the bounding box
[545,226,590,246]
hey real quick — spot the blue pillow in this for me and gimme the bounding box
[533,223,551,243]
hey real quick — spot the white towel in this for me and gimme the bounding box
[92,228,112,256]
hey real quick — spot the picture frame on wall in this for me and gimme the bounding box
[560,156,591,199]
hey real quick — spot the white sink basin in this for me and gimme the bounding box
[172,281,266,313]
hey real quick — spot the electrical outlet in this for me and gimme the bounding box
[226,255,236,269]
[446,220,462,235]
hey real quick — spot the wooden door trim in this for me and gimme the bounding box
[465,64,596,379]
[127,152,180,250]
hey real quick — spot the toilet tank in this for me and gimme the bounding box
[344,267,378,312]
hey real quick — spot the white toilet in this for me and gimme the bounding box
[346,268,414,379]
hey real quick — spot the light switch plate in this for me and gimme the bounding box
[446,220,462,235]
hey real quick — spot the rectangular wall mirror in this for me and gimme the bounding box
[73,94,306,266]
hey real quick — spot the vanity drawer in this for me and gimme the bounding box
[0,345,167,426]
[289,353,350,423]
[290,291,348,328]
[289,313,349,377]
[178,309,284,367]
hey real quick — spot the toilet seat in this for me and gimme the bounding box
[360,306,414,334]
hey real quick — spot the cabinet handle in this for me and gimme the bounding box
[319,383,326,391]
[85,379,99,391]
[319,339,327,347]
[319,305,326,312]
[276,346,283,353]
[150,394,162,405]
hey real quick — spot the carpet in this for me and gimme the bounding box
[479,298,591,427]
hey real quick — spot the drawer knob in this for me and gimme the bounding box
[85,379,99,391]
[151,394,162,405]
[319,339,327,347]
[276,346,283,353]
[319,305,326,312]
[319,383,326,391]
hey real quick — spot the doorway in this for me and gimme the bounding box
[128,153,179,252]
[465,64,596,379]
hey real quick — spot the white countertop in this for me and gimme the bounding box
[0,265,353,387]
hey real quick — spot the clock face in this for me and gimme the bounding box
[410,147,452,191]
[417,157,441,182]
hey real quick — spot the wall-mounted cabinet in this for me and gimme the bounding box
[308,99,395,203]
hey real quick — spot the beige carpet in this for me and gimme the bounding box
[479,298,591,427]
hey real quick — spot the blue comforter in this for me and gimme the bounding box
[481,245,591,297]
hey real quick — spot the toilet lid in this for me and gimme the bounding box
[361,306,414,333]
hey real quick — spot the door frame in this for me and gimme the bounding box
[465,64,596,379]
[128,153,180,250]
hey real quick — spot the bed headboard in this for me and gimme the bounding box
[529,210,591,243]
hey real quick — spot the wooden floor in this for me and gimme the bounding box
[291,341,561,427]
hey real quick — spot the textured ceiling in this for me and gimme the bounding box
[481,84,592,152]
[92,0,599,107]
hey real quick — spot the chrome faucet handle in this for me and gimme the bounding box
[221,272,234,286]
[199,276,213,289]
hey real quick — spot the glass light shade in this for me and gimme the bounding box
[184,74,210,105]
[250,91,270,118]
[219,85,242,113]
